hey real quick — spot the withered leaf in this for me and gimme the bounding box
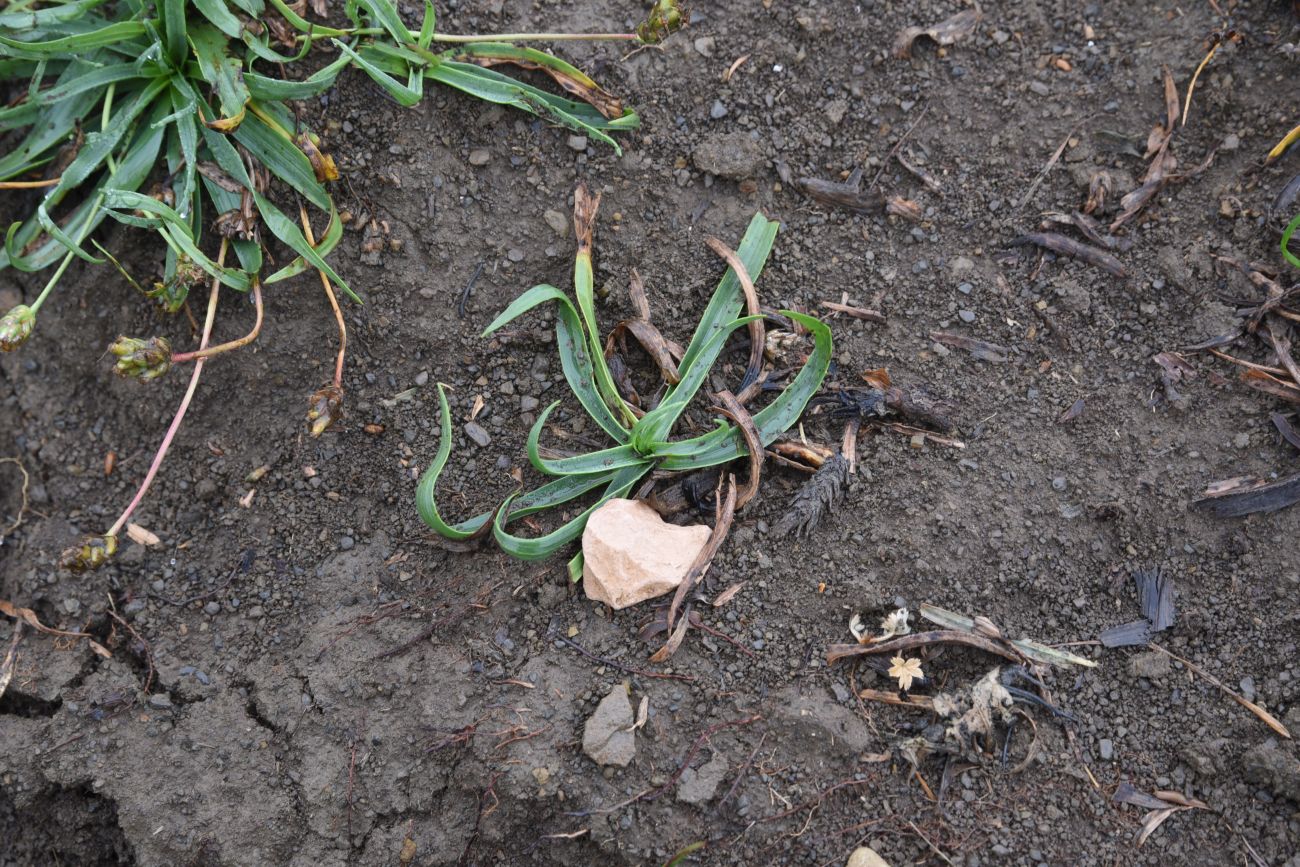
[930,331,1009,363]
[893,8,982,59]
[1011,232,1126,278]
[456,52,623,120]
[297,133,339,182]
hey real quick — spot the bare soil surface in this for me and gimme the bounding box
[4,1,1300,865]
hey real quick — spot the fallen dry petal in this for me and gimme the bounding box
[125,523,162,547]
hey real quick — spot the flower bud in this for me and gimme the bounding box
[0,304,35,352]
[109,336,172,381]
[60,534,118,571]
[636,0,684,44]
[306,384,344,436]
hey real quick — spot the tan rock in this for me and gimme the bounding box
[582,499,710,610]
[846,847,890,867]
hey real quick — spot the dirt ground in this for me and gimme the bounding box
[4,1,1300,865]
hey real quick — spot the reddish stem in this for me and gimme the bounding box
[107,241,226,538]
[171,279,262,363]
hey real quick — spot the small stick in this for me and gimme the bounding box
[1147,643,1290,738]
[705,238,765,392]
[550,630,695,682]
[717,731,767,810]
[457,261,485,319]
[1016,124,1080,210]
[818,300,886,323]
[869,104,930,191]
[908,819,956,866]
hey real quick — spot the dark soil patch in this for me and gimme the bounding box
[4,1,1300,865]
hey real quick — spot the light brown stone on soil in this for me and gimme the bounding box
[582,498,710,610]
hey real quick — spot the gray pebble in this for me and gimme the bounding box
[709,100,728,119]
[204,601,221,616]
[958,309,976,323]
[468,148,490,166]
[339,535,355,551]
[415,370,429,386]
[1099,738,1114,760]
[566,135,588,152]
[465,422,491,447]
[148,693,172,709]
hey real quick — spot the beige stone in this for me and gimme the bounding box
[846,847,890,867]
[582,499,710,610]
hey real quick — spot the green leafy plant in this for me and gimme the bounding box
[417,185,833,572]
[0,0,680,569]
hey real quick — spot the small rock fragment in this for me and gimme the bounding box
[582,499,710,609]
[148,693,172,710]
[566,135,588,152]
[468,149,490,166]
[692,132,763,180]
[543,210,569,237]
[582,686,636,767]
[464,422,491,447]
[1128,650,1170,680]
[1242,739,1300,803]
[677,751,729,805]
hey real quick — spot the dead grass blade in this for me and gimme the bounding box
[1058,398,1085,424]
[574,183,600,256]
[827,629,1022,666]
[930,331,1009,363]
[455,53,624,120]
[705,237,765,391]
[0,456,31,538]
[1271,412,1300,451]
[858,688,935,710]
[1149,642,1290,738]
[1192,472,1300,519]
[657,475,738,661]
[606,319,682,384]
[1242,368,1300,404]
[628,268,651,320]
[0,599,111,658]
[1265,318,1300,387]
[893,8,982,59]
[1012,232,1126,278]
[711,392,763,509]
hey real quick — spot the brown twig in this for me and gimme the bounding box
[827,630,1023,665]
[301,206,347,392]
[550,630,695,682]
[658,475,738,661]
[717,731,767,810]
[869,104,930,191]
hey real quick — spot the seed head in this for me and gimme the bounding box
[109,335,172,380]
[306,384,344,436]
[637,0,685,44]
[0,304,35,352]
[60,534,118,571]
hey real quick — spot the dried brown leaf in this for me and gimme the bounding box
[893,8,982,59]
[1012,232,1126,278]
[0,599,111,658]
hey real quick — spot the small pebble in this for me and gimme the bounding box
[958,309,976,323]
[468,149,490,166]
[339,535,355,551]
[709,100,728,119]
[566,135,588,152]
[204,601,221,616]
[465,422,491,447]
[1099,738,1114,760]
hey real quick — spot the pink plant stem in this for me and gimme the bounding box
[107,243,226,538]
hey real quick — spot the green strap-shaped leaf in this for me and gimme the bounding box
[332,38,423,106]
[573,248,637,426]
[655,310,833,470]
[350,0,412,44]
[168,86,198,218]
[54,76,168,190]
[1283,211,1300,271]
[491,462,648,560]
[0,21,147,60]
[244,53,349,101]
[265,0,349,35]
[483,283,629,443]
[160,0,187,66]
[263,203,341,284]
[193,0,244,38]
[0,62,145,126]
[0,0,113,30]
[525,401,647,476]
[101,190,252,290]
[250,191,359,302]
[233,104,330,211]
[670,212,778,387]
[189,22,249,125]
[416,384,625,538]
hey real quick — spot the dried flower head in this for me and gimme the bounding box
[888,655,924,692]
[0,304,35,352]
[60,533,118,571]
[306,383,344,436]
[149,257,205,313]
[109,336,172,380]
